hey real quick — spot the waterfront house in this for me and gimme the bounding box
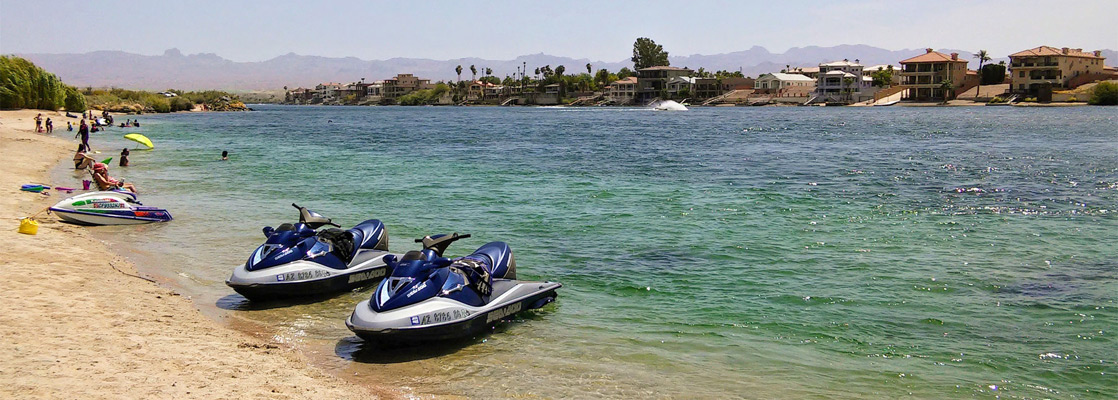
[335,82,365,104]
[814,59,868,103]
[607,77,637,104]
[314,82,343,103]
[1008,46,1106,96]
[383,74,433,100]
[359,81,384,103]
[284,88,313,104]
[666,76,722,100]
[898,49,969,101]
[754,73,814,91]
[636,66,694,103]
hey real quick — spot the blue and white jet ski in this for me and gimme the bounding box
[346,233,560,343]
[226,204,392,301]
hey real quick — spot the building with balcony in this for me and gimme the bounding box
[285,88,313,104]
[898,49,969,101]
[359,81,384,103]
[607,77,637,104]
[814,59,869,103]
[1008,46,1106,95]
[313,82,343,103]
[636,66,693,103]
[665,76,722,99]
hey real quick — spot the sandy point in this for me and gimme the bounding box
[0,109,403,399]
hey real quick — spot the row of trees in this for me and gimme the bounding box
[81,88,244,113]
[0,56,86,111]
[445,37,677,100]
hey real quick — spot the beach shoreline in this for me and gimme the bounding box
[0,109,396,399]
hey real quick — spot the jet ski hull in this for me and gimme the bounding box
[346,280,560,343]
[226,250,392,301]
[49,191,172,225]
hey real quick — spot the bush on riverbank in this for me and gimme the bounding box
[0,56,86,111]
[1088,82,1118,105]
[82,88,247,113]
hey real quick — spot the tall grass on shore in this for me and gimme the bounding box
[0,56,87,111]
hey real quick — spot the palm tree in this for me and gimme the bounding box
[555,65,566,97]
[455,65,463,83]
[470,65,477,82]
[842,76,854,102]
[586,63,592,75]
[939,78,954,104]
[973,50,990,98]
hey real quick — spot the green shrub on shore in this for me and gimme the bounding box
[63,85,87,112]
[0,56,85,111]
[1088,82,1118,105]
[83,88,244,113]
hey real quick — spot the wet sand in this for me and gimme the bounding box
[0,109,398,399]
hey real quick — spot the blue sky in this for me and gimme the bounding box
[1,0,1115,62]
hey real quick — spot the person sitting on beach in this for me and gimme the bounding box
[91,163,138,193]
[67,121,73,131]
[73,144,95,169]
[119,148,130,167]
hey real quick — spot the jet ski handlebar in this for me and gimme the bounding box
[415,233,471,257]
[291,203,340,228]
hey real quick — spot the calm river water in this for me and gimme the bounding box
[65,105,1116,399]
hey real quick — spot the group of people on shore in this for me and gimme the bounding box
[44,110,140,194]
[33,113,53,133]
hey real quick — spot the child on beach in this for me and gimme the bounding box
[67,121,73,131]
[120,148,130,167]
[73,144,95,169]
[91,163,138,193]
[34,113,43,132]
[46,118,53,133]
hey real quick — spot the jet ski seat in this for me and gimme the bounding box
[317,228,357,264]
[470,242,516,279]
[349,219,388,251]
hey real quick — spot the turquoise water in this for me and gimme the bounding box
[73,105,1116,398]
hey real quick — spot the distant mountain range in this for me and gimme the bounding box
[16,46,1117,91]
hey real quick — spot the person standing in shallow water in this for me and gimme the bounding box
[77,118,91,152]
[221,150,228,160]
[119,148,130,167]
[45,118,53,133]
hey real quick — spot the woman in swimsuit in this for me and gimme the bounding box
[91,163,138,193]
[73,144,95,169]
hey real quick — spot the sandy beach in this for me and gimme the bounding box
[0,109,393,399]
